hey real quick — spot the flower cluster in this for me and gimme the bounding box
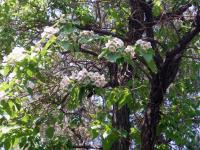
[41,26,59,38]
[135,39,152,50]
[3,47,26,64]
[71,68,107,87]
[60,75,70,89]
[124,45,136,58]
[27,81,35,89]
[80,30,94,36]
[60,68,107,88]
[183,5,197,21]
[105,37,124,52]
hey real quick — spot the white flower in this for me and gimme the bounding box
[31,44,42,52]
[60,75,70,89]
[41,26,59,38]
[125,46,136,59]
[105,38,124,52]
[136,39,152,50]
[80,30,94,36]
[113,38,124,48]
[3,47,26,64]
[69,68,107,87]
[30,52,37,58]
[8,72,16,81]
[70,71,78,80]
[173,19,183,29]
[0,91,5,100]
[183,5,197,21]
[27,81,35,89]
[107,45,116,52]
[124,45,134,53]
[76,68,88,81]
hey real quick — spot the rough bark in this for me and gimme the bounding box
[111,105,130,150]
[141,11,200,149]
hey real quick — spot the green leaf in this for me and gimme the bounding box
[26,69,33,77]
[1,66,11,76]
[153,0,163,16]
[46,127,55,139]
[27,87,33,95]
[60,41,74,51]
[102,132,119,150]
[130,128,140,144]
[98,50,108,59]
[63,23,76,33]
[78,86,85,103]
[106,53,121,62]
[143,52,153,63]
[90,129,99,139]
[118,89,132,108]
[142,51,157,73]
[4,139,11,150]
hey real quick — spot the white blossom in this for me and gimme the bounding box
[3,47,26,64]
[80,30,94,36]
[41,26,59,38]
[135,39,152,50]
[183,5,197,21]
[124,45,133,53]
[76,68,88,81]
[0,91,5,100]
[173,19,183,29]
[31,44,42,52]
[105,38,124,52]
[8,72,16,81]
[124,45,136,58]
[60,75,70,89]
[70,68,107,87]
[27,81,35,89]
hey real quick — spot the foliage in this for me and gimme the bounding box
[0,0,200,150]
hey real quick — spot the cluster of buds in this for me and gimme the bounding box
[41,26,59,38]
[60,68,107,88]
[105,37,124,52]
[124,45,136,58]
[135,39,152,50]
[80,30,95,36]
[183,5,197,21]
[3,47,26,64]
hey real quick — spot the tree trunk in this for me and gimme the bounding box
[111,104,130,150]
[141,75,164,150]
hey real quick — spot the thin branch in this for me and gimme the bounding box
[61,45,98,56]
[74,24,128,42]
[72,145,102,149]
[154,3,192,23]
[182,55,200,60]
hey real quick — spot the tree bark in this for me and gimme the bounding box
[141,74,164,150]
[140,15,200,149]
[111,104,130,150]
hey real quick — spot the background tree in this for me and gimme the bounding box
[0,0,200,150]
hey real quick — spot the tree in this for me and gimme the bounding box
[0,0,200,150]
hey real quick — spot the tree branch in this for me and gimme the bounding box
[72,145,102,149]
[74,24,128,42]
[154,3,192,23]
